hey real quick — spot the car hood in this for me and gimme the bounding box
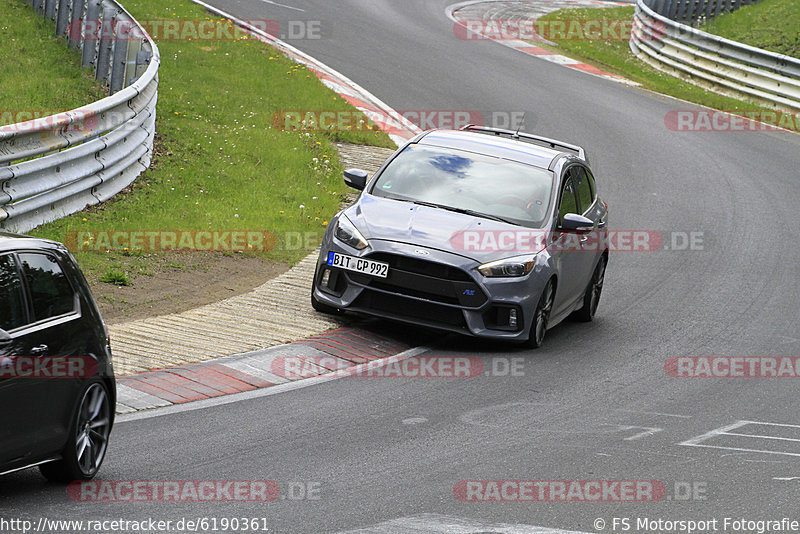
[346,194,547,263]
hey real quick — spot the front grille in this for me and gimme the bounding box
[352,291,467,329]
[368,253,472,281]
[347,252,486,307]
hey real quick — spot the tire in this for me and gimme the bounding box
[573,255,606,322]
[526,279,555,349]
[40,380,111,482]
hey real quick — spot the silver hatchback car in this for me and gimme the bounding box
[312,126,608,348]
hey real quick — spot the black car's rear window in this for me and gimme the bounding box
[0,254,26,331]
[18,253,76,323]
[370,145,554,227]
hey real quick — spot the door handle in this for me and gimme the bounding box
[597,219,606,228]
[579,236,589,243]
[30,344,48,355]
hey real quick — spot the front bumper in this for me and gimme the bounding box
[312,237,550,342]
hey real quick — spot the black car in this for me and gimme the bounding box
[0,232,115,481]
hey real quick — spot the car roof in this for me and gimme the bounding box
[415,129,576,170]
[0,231,63,252]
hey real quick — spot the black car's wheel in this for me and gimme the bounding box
[527,279,555,349]
[40,380,111,482]
[573,256,606,322]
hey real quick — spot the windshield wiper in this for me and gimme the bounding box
[411,201,515,225]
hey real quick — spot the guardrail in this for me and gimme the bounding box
[0,0,160,233]
[644,0,759,26]
[630,0,800,111]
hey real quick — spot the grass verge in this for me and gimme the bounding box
[3,0,394,285]
[535,6,781,114]
[700,0,800,58]
[0,0,106,120]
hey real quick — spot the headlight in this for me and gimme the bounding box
[334,215,369,250]
[478,255,536,277]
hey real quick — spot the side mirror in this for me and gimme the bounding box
[559,213,594,233]
[343,169,368,191]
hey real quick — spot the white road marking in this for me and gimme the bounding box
[258,0,305,12]
[680,421,800,458]
[616,425,663,441]
[402,417,428,425]
[334,513,592,533]
[615,409,693,419]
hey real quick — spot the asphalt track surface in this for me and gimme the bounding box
[2,1,800,532]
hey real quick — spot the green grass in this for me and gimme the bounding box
[99,269,131,286]
[0,0,106,120]
[535,6,779,114]
[2,0,395,282]
[701,0,800,58]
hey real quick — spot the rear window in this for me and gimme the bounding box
[0,254,26,331]
[18,253,76,322]
[370,145,554,227]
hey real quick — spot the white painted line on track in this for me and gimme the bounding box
[680,420,800,458]
[334,513,593,534]
[258,0,304,12]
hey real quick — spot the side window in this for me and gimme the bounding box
[0,254,26,331]
[572,167,594,213]
[584,168,596,198]
[18,253,76,323]
[558,176,579,223]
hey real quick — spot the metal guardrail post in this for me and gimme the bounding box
[45,0,57,19]
[81,0,101,68]
[68,0,83,49]
[33,0,44,15]
[109,18,130,94]
[96,6,116,85]
[55,0,71,35]
[133,49,151,83]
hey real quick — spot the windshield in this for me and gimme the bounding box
[370,144,554,227]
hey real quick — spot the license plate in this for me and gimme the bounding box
[327,252,389,278]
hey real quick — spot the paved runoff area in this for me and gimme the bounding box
[115,327,414,414]
[112,143,397,414]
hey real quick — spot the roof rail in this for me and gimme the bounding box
[459,124,586,161]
